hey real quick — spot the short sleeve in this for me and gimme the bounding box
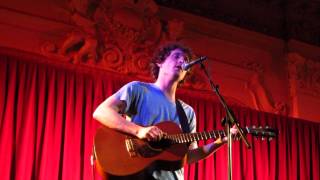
[113,81,139,114]
[179,100,198,149]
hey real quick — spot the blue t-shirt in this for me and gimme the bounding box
[114,81,197,180]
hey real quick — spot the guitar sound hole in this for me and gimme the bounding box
[137,139,172,158]
[149,138,172,149]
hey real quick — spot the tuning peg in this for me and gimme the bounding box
[259,126,262,129]
[265,125,269,129]
[252,125,256,128]
[262,137,265,141]
[268,137,273,141]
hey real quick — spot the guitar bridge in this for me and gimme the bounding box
[125,138,138,157]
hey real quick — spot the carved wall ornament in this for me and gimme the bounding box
[40,0,186,79]
[241,61,264,73]
[101,45,124,69]
[245,73,288,115]
[287,52,320,97]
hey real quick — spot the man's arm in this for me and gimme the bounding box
[93,95,164,141]
[186,138,226,164]
[186,127,237,164]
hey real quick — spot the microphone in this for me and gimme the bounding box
[181,56,207,71]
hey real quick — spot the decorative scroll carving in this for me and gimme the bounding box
[40,0,212,90]
[287,52,320,97]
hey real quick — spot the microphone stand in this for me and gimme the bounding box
[198,62,251,180]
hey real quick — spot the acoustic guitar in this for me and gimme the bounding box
[94,121,277,176]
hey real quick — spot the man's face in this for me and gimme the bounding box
[158,48,188,81]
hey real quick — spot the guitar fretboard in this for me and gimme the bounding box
[163,126,277,144]
[165,130,228,144]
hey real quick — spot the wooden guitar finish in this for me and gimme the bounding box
[94,121,277,176]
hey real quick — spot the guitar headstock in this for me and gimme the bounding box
[244,126,279,141]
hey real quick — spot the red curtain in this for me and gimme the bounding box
[0,50,319,180]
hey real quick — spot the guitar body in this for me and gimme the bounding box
[94,120,278,176]
[94,121,189,176]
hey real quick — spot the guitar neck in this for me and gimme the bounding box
[165,130,229,144]
[165,126,277,144]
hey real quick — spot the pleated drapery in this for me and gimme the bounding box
[0,50,319,180]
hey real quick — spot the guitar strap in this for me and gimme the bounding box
[176,99,191,133]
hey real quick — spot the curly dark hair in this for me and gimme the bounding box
[150,42,193,80]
